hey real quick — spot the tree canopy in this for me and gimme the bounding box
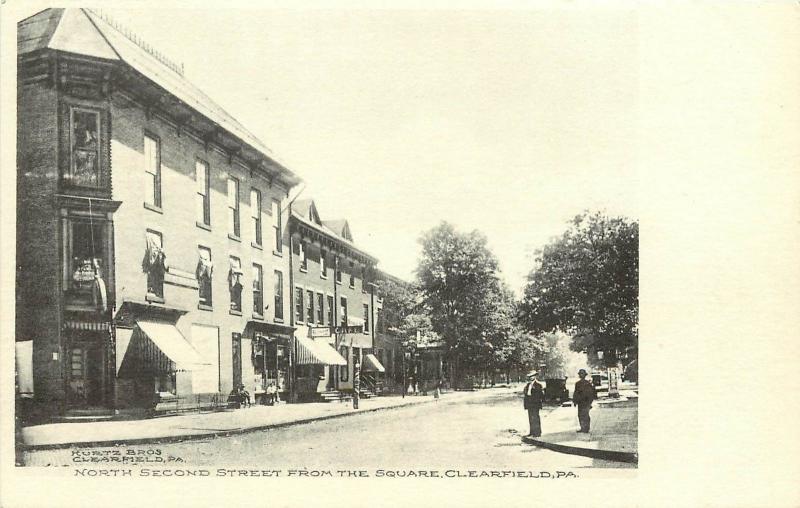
[519,211,638,367]
[415,222,513,382]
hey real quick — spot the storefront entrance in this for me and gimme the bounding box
[66,333,108,408]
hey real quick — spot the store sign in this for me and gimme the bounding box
[309,327,332,338]
[335,325,363,335]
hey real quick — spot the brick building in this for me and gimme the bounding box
[16,8,302,420]
[287,199,386,401]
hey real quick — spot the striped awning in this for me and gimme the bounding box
[295,336,347,366]
[362,353,385,373]
[119,320,209,374]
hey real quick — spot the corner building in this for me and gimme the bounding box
[16,8,300,420]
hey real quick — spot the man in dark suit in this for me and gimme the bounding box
[573,369,597,433]
[523,371,544,437]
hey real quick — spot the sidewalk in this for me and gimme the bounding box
[523,386,638,464]
[21,389,502,450]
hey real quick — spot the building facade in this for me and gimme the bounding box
[287,200,385,401]
[16,8,302,420]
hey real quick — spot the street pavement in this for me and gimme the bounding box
[22,388,632,469]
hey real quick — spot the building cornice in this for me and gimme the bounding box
[18,49,300,193]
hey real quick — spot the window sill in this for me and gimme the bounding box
[143,202,163,214]
[145,293,165,304]
[229,309,243,316]
[196,221,212,232]
[299,267,308,273]
[198,303,213,312]
[320,274,328,280]
[272,250,283,258]
[252,313,264,321]
[273,318,285,324]
[335,280,342,285]
[349,285,355,290]
[228,234,241,243]
[251,242,263,251]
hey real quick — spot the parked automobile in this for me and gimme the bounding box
[591,371,609,392]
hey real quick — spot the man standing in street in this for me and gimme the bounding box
[573,369,597,433]
[523,371,544,438]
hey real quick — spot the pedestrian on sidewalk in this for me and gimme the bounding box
[522,371,544,438]
[434,378,442,401]
[573,369,597,433]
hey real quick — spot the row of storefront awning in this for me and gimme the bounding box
[115,319,384,374]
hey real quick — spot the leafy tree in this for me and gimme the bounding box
[415,222,510,386]
[519,211,638,367]
[496,329,544,379]
[540,333,569,378]
[375,278,418,334]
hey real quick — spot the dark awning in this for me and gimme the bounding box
[245,320,295,339]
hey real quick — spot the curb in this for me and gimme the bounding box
[521,436,638,464]
[22,395,459,451]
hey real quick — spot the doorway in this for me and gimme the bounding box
[232,333,242,389]
[66,339,106,408]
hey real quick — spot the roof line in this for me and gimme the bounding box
[79,8,123,61]
[17,8,54,24]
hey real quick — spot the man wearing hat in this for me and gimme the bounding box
[573,369,597,433]
[523,371,544,437]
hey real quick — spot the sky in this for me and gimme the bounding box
[14,5,639,293]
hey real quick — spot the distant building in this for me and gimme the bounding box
[16,8,301,420]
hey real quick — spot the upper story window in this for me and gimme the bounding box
[272,199,282,253]
[229,256,243,313]
[196,160,210,227]
[295,286,304,323]
[67,108,102,188]
[298,241,308,271]
[305,289,314,323]
[63,219,109,311]
[274,270,284,321]
[335,256,342,284]
[143,230,166,301]
[340,296,348,326]
[228,177,240,238]
[196,246,213,307]
[363,303,370,333]
[327,295,334,326]
[252,263,263,317]
[349,261,355,288]
[143,133,161,209]
[251,188,262,246]
[320,250,328,278]
[316,293,325,324]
